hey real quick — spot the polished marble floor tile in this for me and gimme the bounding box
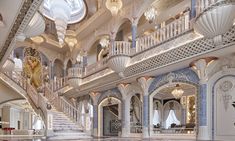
[0,136,196,141]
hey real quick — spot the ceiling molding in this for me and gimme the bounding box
[0,0,43,67]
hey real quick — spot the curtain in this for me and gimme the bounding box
[153,110,160,125]
[165,110,180,129]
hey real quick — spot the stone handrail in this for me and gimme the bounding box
[3,71,82,129]
[84,58,108,76]
[136,11,190,53]
[50,77,68,91]
[68,67,83,78]
[109,41,132,56]
[3,71,46,122]
[196,0,221,16]
[44,87,81,127]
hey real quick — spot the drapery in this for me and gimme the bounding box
[165,110,180,129]
[153,110,160,125]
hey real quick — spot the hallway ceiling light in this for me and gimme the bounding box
[40,0,86,45]
[144,7,157,23]
[99,37,110,48]
[105,0,123,16]
[171,84,184,99]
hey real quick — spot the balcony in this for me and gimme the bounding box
[60,3,235,91]
[194,0,235,40]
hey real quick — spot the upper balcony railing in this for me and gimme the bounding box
[50,77,68,91]
[68,67,83,78]
[109,41,132,57]
[136,11,191,53]
[84,57,108,76]
[196,0,222,16]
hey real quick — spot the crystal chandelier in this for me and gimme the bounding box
[41,0,86,45]
[99,37,110,48]
[105,0,123,16]
[144,7,157,23]
[171,84,184,99]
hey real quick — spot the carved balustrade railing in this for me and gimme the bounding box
[84,57,108,76]
[136,11,191,53]
[3,71,82,128]
[109,41,132,56]
[50,77,68,91]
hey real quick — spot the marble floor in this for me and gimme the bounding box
[0,136,197,141]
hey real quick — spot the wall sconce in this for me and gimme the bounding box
[0,13,5,27]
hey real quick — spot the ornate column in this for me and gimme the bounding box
[110,31,116,48]
[89,92,101,137]
[191,58,216,140]
[131,17,138,48]
[118,83,131,137]
[137,77,153,138]
[190,0,196,19]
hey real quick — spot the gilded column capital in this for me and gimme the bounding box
[117,83,131,99]
[137,76,154,95]
[89,91,101,105]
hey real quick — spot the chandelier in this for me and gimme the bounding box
[144,7,157,23]
[99,37,110,48]
[171,84,184,99]
[105,0,123,16]
[41,0,86,45]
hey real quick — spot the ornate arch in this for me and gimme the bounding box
[149,68,199,94]
[98,88,122,105]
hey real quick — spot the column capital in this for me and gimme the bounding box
[110,31,116,40]
[137,76,154,95]
[131,17,138,26]
[117,83,131,100]
[190,57,217,84]
[89,92,101,105]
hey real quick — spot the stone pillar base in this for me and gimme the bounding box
[92,128,98,137]
[142,127,149,138]
[121,127,130,137]
[197,126,210,140]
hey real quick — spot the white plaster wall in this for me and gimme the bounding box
[0,81,23,104]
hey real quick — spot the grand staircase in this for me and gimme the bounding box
[0,71,91,139]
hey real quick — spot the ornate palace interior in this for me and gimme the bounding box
[0,0,235,140]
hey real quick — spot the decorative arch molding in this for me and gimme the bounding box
[111,18,132,36]
[208,68,235,140]
[149,68,199,94]
[98,88,122,105]
[0,98,25,106]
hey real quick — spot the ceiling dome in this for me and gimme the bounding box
[40,0,87,24]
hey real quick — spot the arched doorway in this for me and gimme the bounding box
[98,97,122,137]
[149,82,197,137]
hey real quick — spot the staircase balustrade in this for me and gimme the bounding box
[50,77,68,91]
[109,41,132,56]
[196,0,221,16]
[3,71,82,129]
[136,11,191,53]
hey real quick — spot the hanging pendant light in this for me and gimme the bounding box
[171,84,184,99]
[144,7,157,24]
[105,0,123,16]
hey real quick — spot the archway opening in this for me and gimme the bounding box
[150,82,197,136]
[98,97,121,137]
